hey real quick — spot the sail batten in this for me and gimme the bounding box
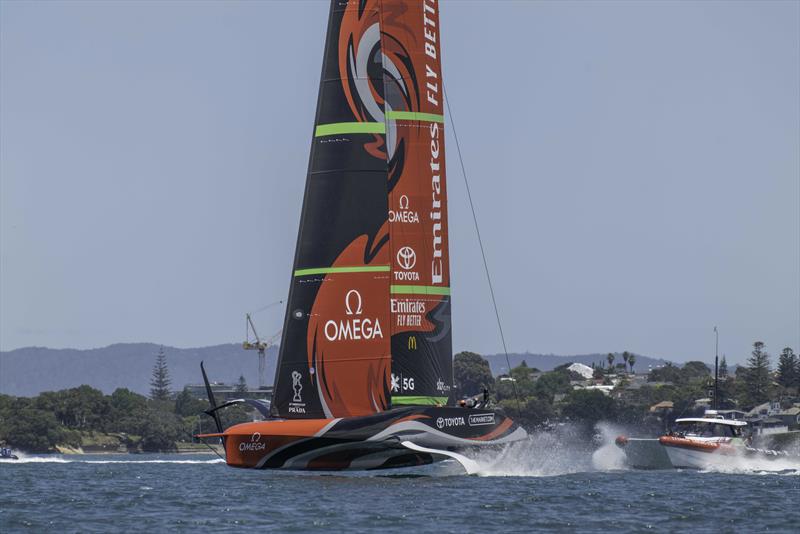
[315,122,386,136]
[295,265,390,277]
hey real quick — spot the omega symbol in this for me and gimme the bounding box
[345,289,363,316]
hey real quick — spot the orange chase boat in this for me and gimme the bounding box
[196,0,527,472]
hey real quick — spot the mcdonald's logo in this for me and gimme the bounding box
[408,336,417,350]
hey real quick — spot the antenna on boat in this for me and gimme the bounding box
[713,326,719,410]
[443,82,522,419]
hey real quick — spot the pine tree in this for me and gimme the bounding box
[744,341,771,407]
[235,374,248,393]
[719,355,728,378]
[150,346,172,401]
[776,347,797,389]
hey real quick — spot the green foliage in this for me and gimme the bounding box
[139,410,183,452]
[648,362,680,383]
[453,351,494,397]
[719,356,728,378]
[219,405,252,429]
[3,408,70,452]
[35,385,111,431]
[744,341,771,408]
[648,362,709,385]
[174,388,209,418]
[0,385,218,453]
[561,390,616,427]
[150,346,172,401]
[498,397,554,429]
[777,347,798,389]
[531,369,571,402]
[681,361,711,382]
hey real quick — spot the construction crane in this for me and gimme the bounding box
[243,312,282,390]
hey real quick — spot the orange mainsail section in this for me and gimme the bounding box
[381,0,454,404]
[307,234,392,417]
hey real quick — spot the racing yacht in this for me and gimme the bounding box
[196,0,526,472]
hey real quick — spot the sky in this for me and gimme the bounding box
[1,0,798,366]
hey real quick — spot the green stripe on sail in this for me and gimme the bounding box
[314,122,385,136]
[385,111,444,123]
[294,265,390,277]
[392,396,449,406]
[390,285,451,296]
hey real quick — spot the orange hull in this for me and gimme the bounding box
[658,436,736,455]
[200,406,526,471]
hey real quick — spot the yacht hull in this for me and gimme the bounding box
[212,406,526,471]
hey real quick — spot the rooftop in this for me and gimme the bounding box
[675,417,747,427]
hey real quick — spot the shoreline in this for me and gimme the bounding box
[52,445,224,455]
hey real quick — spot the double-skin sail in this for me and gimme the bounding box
[272,0,452,419]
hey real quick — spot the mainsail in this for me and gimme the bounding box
[272,0,452,419]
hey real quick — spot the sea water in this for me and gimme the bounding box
[1,430,798,533]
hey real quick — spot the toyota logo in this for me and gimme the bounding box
[436,417,444,429]
[397,246,416,270]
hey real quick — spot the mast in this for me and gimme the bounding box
[713,326,719,410]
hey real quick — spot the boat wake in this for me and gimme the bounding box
[696,451,800,475]
[464,422,629,477]
[458,422,800,477]
[0,454,225,465]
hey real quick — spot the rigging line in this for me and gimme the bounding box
[181,429,225,461]
[443,82,522,420]
[249,300,284,316]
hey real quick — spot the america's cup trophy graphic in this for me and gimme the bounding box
[291,371,303,403]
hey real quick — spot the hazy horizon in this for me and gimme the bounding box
[2,1,798,366]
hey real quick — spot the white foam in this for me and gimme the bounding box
[468,423,623,477]
[697,449,800,475]
[0,455,224,465]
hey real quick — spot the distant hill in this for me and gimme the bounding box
[1,344,675,398]
[0,343,278,397]
[480,352,671,376]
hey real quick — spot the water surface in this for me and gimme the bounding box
[1,442,798,533]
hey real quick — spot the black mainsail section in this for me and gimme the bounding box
[271,1,392,419]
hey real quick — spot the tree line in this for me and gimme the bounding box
[454,342,799,433]
[1,343,796,452]
[0,348,249,452]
